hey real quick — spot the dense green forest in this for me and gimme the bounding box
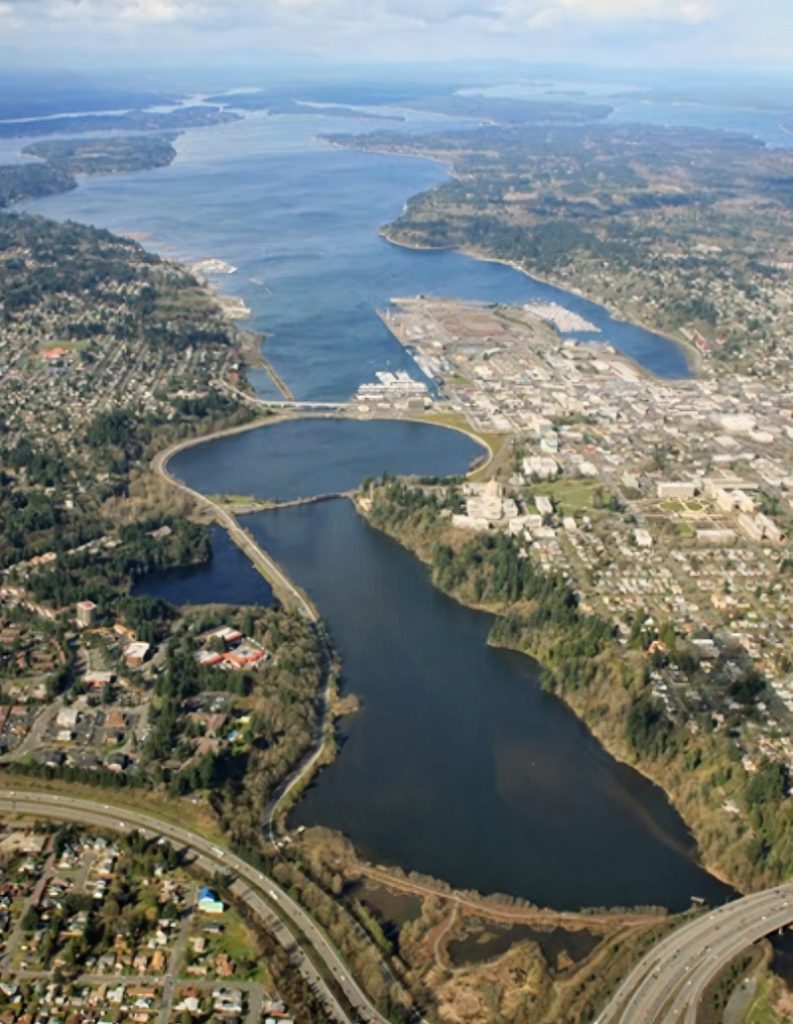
[23,135,178,175]
[0,162,76,207]
[401,94,613,123]
[330,120,793,369]
[0,104,240,139]
[0,131,181,209]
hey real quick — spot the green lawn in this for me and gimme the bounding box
[530,478,599,514]
[214,907,272,985]
[745,980,790,1024]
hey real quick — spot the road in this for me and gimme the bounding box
[154,427,347,860]
[217,378,348,412]
[0,699,61,765]
[598,883,793,1024]
[0,789,395,1024]
[152,434,318,620]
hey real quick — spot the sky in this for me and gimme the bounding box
[1,0,793,72]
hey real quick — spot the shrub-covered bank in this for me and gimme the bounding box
[360,479,793,894]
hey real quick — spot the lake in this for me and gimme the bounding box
[31,100,731,911]
[145,418,731,912]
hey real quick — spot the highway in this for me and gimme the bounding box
[598,882,793,1024]
[0,789,395,1024]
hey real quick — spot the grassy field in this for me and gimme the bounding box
[210,493,259,505]
[224,908,271,984]
[658,499,706,515]
[745,979,792,1024]
[529,478,599,514]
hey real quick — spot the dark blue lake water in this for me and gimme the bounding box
[31,98,745,910]
[133,524,273,607]
[142,418,732,912]
[168,418,484,502]
[250,497,730,911]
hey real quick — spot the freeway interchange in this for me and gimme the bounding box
[0,789,393,1024]
[2,787,791,1024]
[598,882,793,1024]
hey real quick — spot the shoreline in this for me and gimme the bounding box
[348,124,707,378]
[459,246,705,378]
[323,130,708,378]
[152,415,319,620]
[27,111,733,906]
[380,226,703,378]
[151,410,493,847]
[355,496,745,898]
[151,414,345,843]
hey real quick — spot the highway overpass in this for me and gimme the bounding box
[598,882,793,1024]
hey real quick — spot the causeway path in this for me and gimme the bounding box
[152,422,317,620]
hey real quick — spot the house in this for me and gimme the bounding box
[201,626,243,648]
[198,888,225,915]
[105,753,129,773]
[223,646,266,669]
[535,495,554,517]
[657,481,697,500]
[56,707,80,730]
[75,600,97,628]
[215,954,235,977]
[212,989,243,1016]
[84,670,115,688]
[522,455,559,481]
[175,995,201,1015]
[198,651,225,666]
[124,642,151,668]
[104,709,127,733]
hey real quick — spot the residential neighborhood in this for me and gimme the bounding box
[0,822,298,1024]
[379,295,793,779]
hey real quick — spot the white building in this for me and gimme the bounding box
[657,481,697,500]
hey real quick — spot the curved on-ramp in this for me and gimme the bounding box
[598,882,793,1024]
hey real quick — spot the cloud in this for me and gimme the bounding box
[0,0,789,67]
[545,0,715,20]
[0,0,724,28]
[118,0,200,22]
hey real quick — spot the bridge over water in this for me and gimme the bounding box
[599,882,793,1023]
